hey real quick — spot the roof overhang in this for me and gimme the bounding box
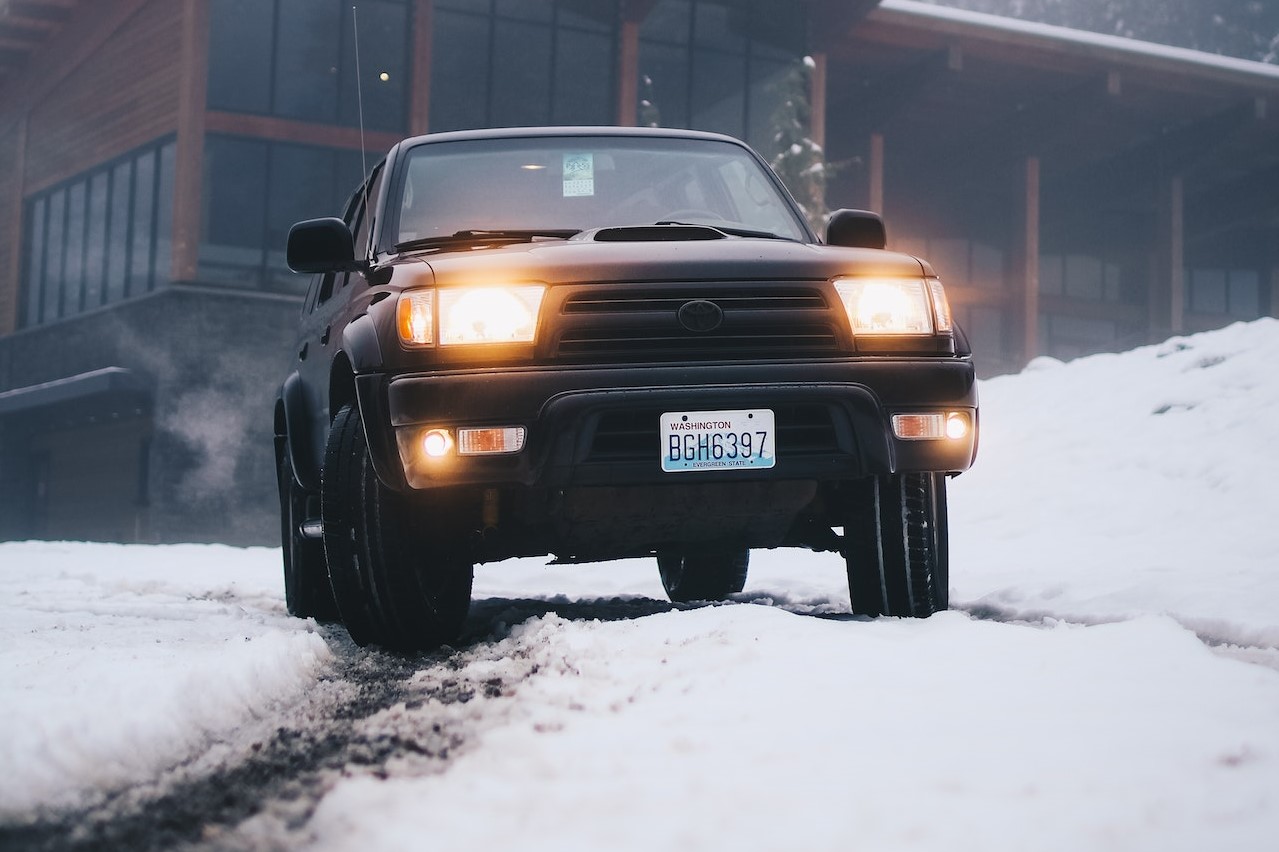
[0,367,152,417]
[0,0,82,85]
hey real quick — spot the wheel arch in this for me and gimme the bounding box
[279,373,319,492]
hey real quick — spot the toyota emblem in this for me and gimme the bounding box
[677,299,723,332]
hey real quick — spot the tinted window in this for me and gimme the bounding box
[207,0,274,113]
[207,0,410,133]
[393,134,807,244]
[199,135,381,292]
[430,1,619,132]
[639,0,805,155]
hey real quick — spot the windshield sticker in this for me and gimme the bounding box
[563,153,594,197]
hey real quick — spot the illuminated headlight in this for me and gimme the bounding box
[397,290,435,347]
[439,285,545,346]
[834,278,945,336]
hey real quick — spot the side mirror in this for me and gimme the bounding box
[287,218,358,273]
[826,209,887,250]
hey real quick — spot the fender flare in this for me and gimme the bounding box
[343,313,383,374]
[280,372,321,492]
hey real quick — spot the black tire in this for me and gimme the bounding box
[322,403,473,650]
[843,473,948,618]
[277,440,339,621]
[657,547,750,603]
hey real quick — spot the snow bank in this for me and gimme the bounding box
[950,318,1279,646]
[0,543,332,817]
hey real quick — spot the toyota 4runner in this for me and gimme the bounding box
[274,126,978,649]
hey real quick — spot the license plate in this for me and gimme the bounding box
[660,409,776,472]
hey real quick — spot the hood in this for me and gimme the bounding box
[394,234,929,288]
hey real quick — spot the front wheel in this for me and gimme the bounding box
[657,548,750,603]
[322,403,473,650]
[277,440,339,621]
[843,473,949,618]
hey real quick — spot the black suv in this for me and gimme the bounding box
[275,127,978,649]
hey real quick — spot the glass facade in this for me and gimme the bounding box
[638,0,806,156]
[207,0,411,133]
[21,139,175,328]
[430,0,620,132]
[1186,268,1261,318]
[199,135,369,292]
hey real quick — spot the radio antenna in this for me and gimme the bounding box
[352,5,370,212]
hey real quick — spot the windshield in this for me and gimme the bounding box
[390,135,810,248]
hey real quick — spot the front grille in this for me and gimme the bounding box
[587,404,840,463]
[552,284,841,362]
[563,288,826,314]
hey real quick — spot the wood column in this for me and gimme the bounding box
[617,15,641,126]
[868,133,884,214]
[1270,265,1279,318]
[810,52,827,151]
[1021,156,1041,363]
[173,0,210,284]
[2,116,28,334]
[1152,175,1185,335]
[410,0,434,136]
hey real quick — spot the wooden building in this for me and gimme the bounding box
[0,0,1276,542]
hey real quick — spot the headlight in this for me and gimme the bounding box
[397,290,435,347]
[439,285,545,346]
[834,278,942,336]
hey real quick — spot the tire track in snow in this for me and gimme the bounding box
[958,601,1279,672]
[0,597,675,852]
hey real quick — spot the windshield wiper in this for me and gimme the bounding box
[395,229,580,253]
[655,221,794,241]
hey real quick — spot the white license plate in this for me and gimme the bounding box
[660,409,776,472]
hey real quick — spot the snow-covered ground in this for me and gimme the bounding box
[3,319,1278,850]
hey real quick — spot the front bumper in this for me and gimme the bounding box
[355,358,978,491]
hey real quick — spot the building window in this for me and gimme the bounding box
[638,0,805,156]
[20,139,175,328]
[1186,268,1261,318]
[207,0,410,134]
[430,0,619,133]
[199,135,370,292]
[1039,253,1123,302]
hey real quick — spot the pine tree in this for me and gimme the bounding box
[769,56,832,234]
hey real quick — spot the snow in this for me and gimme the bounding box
[3,318,1279,848]
[878,0,1279,81]
[0,544,332,816]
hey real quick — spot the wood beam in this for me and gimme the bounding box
[1271,266,1279,319]
[1021,156,1040,363]
[409,0,433,136]
[810,52,827,151]
[204,112,402,154]
[616,16,640,127]
[173,0,207,284]
[1,115,27,334]
[1151,174,1185,335]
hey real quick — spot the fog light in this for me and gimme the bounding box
[421,429,453,458]
[457,426,526,455]
[892,413,944,440]
[945,411,971,440]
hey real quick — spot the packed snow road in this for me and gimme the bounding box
[2,319,1279,851]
